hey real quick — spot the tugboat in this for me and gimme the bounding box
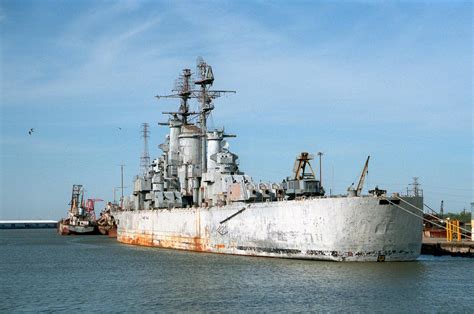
[58,185,100,235]
[97,202,117,237]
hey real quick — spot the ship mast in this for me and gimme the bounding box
[194,57,235,173]
[156,57,235,173]
[154,58,235,206]
[156,68,197,124]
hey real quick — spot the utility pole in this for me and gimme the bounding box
[119,164,126,208]
[113,187,121,205]
[471,202,474,241]
[140,123,150,177]
[317,152,323,186]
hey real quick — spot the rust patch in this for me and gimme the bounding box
[108,227,117,238]
[119,233,211,252]
[193,236,205,251]
[215,244,225,249]
[118,234,154,247]
[195,207,201,237]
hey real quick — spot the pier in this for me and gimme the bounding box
[422,238,474,257]
[0,220,58,229]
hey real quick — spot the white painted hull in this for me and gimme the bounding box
[115,196,423,262]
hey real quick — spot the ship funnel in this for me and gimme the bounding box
[207,130,224,171]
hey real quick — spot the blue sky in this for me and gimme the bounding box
[0,0,472,220]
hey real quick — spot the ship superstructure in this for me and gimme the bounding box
[115,58,423,262]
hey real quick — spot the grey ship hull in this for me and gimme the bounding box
[115,195,423,262]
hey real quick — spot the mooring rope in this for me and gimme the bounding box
[423,203,439,215]
[395,196,471,234]
[382,198,471,239]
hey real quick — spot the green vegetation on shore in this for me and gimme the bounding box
[444,211,471,224]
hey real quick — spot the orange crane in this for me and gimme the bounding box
[292,152,316,180]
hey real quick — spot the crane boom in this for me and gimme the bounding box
[356,156,370,196]
[292,152,315,180]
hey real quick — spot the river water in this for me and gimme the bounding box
[0,229,472,312]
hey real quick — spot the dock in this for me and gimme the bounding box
[0,220,58,229]
[422,237,474,257]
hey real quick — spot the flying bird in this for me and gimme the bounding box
[117,127,122,130]
[28,128,34,135]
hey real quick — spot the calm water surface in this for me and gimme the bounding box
[1,229,472,312]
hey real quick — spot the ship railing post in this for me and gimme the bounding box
[445,219,449,242]
[456,220,461,241]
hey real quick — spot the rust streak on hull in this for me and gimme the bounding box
[118,233,210,252]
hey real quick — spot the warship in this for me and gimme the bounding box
[114,58,423,262]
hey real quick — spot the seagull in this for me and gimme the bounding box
[28,128,34,135]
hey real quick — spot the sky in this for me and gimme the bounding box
[0,0,472,220]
